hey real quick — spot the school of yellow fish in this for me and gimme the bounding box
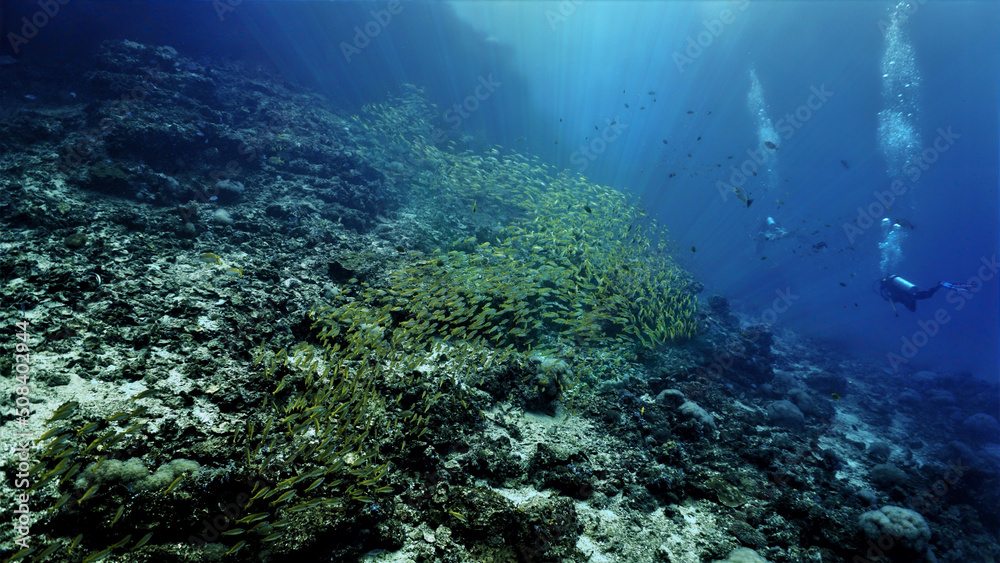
[22,90,698,560]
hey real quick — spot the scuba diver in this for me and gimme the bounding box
[754,216,788,254]
[877,275,972,315]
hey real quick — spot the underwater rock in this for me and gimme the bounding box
[212,208,234,225]
[213,178,245,202]
[178,221,197,238]
[897,389,922,408]
[858,506,931,555]
[87,160,132,197]
[869,463,909,489]
[706,476,746,508]
[867,441,892,463]
[678,400,716,430]
[767,400,804,431]
[655,388,686,407]
[963,413,1000,442]
[713,547,771,563]
[805,370,848,396]
[945,440,979,466]
[63,232,87,248]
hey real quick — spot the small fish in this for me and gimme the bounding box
[840,160,850,169]
[733,187,754,208]
[34,543,61,560]
[686,110,694,114]
[760,256,767,260]
[79,484,99,503]
[224,267,242,276]
[668,173,676,178]
[624,103,629,108]
[648,91,655,95]
[584,205,592,214]
[200,252,222,265]
[764,141,778,150]
[111,505,124,527]
[226,541,246,555]
[163,474,185,494]
[108,534,132,549]
[831,393,841,401]
[24,94,36,100]
[131,389,155,401]
[46,402,78,423]
[395,246,405,253]
[662,139,668,144]
[690,246,696,252]
[472,200,477,213]
[82,547,112,563]
[839,282,847,286]
[812,242,827,250]
[129,532,153,551]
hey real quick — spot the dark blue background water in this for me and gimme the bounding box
[6,0,997,379]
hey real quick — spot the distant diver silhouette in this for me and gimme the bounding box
[877,275,972,315]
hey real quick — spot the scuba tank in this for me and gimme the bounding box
[885,275,916,295]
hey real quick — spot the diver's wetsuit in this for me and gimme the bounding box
[879,276,941,312]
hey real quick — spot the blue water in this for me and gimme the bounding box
[438,1,1000,381]
[7,0,996,378]
[225,0,1000,380]
[3,1,999,561]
